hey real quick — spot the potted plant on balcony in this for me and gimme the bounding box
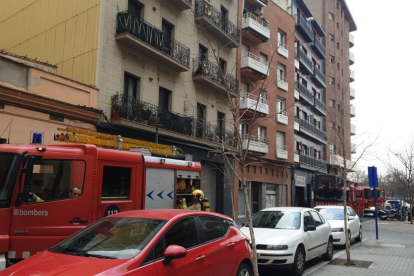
[111,93,121,119]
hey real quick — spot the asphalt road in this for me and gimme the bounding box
[258,213,376,276]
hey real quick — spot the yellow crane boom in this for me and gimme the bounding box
[54,127,178,156]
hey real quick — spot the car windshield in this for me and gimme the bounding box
[317,208,344,220]
[252,211,300,229]
[0,153,19,209]
[50,217,167,259]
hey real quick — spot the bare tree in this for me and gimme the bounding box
[383,136,414,224]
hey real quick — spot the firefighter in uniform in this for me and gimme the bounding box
[182,189,210,211]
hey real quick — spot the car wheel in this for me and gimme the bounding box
[379,215,387,220]
[356,227,362,242]
[290,247,305,276]
[386,206,390,210]
[322,238,333,261]
[347,231,352,247]
[236,263,252,276]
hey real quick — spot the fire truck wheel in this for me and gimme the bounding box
[356,227,362,242]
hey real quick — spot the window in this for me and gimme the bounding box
[128,0,143,18]
[278,30,286,48]
[158,87,171,110]
[124,72,140,100]
[337,22,339,29]
[219,58,227,73]
[310,211,323,227]
[329,99,335,107]
[329,77,335,85]
[330,144,336,153]
[304,212,314,228]
[277,97,286,114]
[165,217,199,249]
[260,53,268,63]
[199,216,225,242]
[240,123,247,137]
[337,1,340,9]
[199,44,208,60]
[102,166,131,200]
[328,12,334,21]
[277,64,286,81]
[337,42,340,50]
[328,33,334,42]
[329,55,335,63]
[337,63,340,70]
[162,19,173,38]
[276,131,285,149]
[329,121,336,130]
[337,83,340,90]
[217,112,225,140]
[221,5,228,31]
[196,103,206,138]
[23,160,86,204]
[258,126,266,141]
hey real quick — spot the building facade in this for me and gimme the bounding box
[0,0,240,216]
[233,0,295,218]
[304,0,357,177]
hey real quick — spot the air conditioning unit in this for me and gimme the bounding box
[252,5,263,16]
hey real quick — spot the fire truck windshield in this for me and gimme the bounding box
[0,153,20,208]
[315,188,350,202]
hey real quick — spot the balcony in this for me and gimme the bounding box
[295,15,313,42]
[110,95,237,148]
[350,88,355,100]
[294,152,300,163]
[314,97,326,116]
[245,0,268,7]
[294,117,299,131]
[242,13,270,44]
[276,110,288,125]
[277,76,288,91]
[299,118,327,143]
[192,58,238,97]
[312,66,326,88]
[294,83,299,100]
[351,124,356,136]
[240,92,269,116]
[350,52,355,65]
[295,56,300,70]
[329,154,355,172]
[299,48,313,75]
[296,82,314,106]
[350,70,355,82]
[350,105,356,117]
[241,52,269,81]
[116,11,190,72]
[171,0,192,10]
[312,38,326,59]
[242,135,269,154]
[278,41,289,58]
[276,145,288,159]
[349,33,355,48]
[299,153,327,171]
[351,143,357,154]
[195,0,240,48]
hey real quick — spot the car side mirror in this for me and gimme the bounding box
[348,216,355,221]
[163,245,187,265]
[305,225,316,232]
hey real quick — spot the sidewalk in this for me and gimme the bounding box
[305,219,414,276]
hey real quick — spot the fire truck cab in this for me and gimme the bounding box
[0,143,202,270]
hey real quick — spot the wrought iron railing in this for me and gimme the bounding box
[192,58,238,93]
[111,94,237,147]
[314,67,326,84]
[313,38,326,57]
[195,0,240,42]
[297,82,314,104]
[116,11,190,67]
[299,153,327,170]
[295,15,313,41]
[299,48,313,71]
[315,97,326,113]
[299,118,327,141]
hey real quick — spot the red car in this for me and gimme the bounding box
[0,209,253,276]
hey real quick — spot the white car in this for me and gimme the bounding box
[383,199,410,210]
[315,205,362,246]
[240,207,333,276]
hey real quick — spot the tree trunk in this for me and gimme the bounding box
[342,171,351,264]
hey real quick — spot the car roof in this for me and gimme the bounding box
[260,207,313,212]
[314,205,348,209]
[107,209,232,221]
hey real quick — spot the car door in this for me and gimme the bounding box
[151,216,209,276]
[309,211,329,256]
[303,211,319,260]
[348,207,359,238]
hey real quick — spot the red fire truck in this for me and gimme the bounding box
[361,186,385,214]
[0,128,202,270]
[313,175,365,217]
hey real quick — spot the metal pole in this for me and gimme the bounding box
[374,186,379,239]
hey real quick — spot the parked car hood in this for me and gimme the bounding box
[327,219,347,229]
[240,227,296,244]
[2,251,131,276]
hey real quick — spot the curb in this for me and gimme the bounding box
[303,237,369,276]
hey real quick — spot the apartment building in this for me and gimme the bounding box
[0,0,240,216]
[233,0,295,218]
[304,0,357,177]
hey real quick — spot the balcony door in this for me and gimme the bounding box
[277,131,285,149]
[217,112,225,141]
[162,20,173,55]
[158,87,171,111]
[128,0,143,18]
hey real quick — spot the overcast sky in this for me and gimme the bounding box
[345,0,411,175]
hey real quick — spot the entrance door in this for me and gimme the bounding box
[252,183,260,214]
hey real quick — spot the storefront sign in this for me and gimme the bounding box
[295,175,306,187]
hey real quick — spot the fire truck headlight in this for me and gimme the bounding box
[369,207,376,211]
[331,228,344,232]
